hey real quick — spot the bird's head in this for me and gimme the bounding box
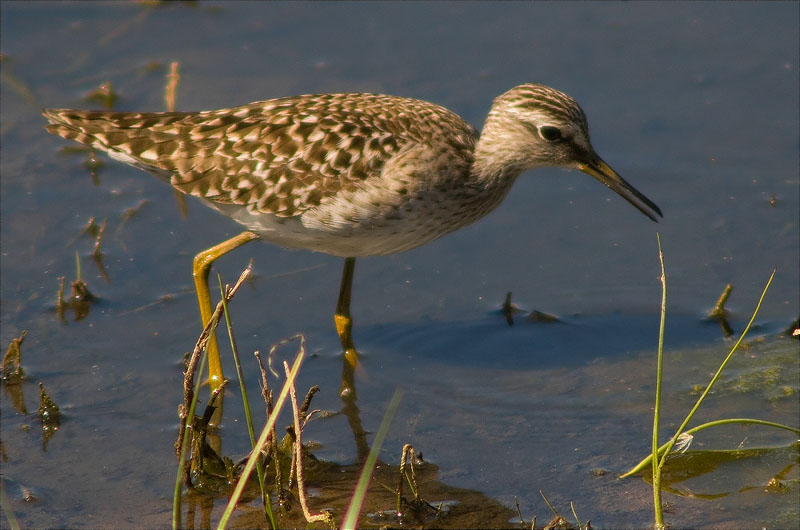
[478,84,662,221]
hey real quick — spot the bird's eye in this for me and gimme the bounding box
[538,126,563,142]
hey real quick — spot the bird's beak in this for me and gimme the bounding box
[578,155,663,222]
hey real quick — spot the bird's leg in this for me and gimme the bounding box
[334,257,369,458]
[193,230,259,390]
[335,257,359,394]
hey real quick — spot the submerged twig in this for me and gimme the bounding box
[55,254,96,322]
[188,381,228,485]
[84,81,118,110]
[120,199,150,226]
[503,291,515,326]
[92,218,107,259]
[2,332,28,415]
[56,276,66,322]
[38,382,61,450]
[91,218,109,282]
[0,57,40,109]
[708,283,734,337]
[1,331,27,383]
[709,284,733,318]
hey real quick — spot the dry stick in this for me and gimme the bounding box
[254,350,284,507]
[570,501,583,529]
[284,387,321,491]
[405,445,419,500]
[284,386,322,491]
[163,61,188,217]
[165,61,180,112]
[263,333,308,492]
[298,390,322,434]
[396,444,414,516]
[513,497,526,526]
[56,276,66,322]
[176,264,252,458]
[299,386,320,422]
[395,444,431,518]
[217,351,304,529]
[287,426,298,491]
[268,387,282,505]
[283,361,332,525]
[395,444,419,518]
[301,409,324,431]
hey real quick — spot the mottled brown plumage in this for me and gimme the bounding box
[44,84,663,388]
[43,84,661,257]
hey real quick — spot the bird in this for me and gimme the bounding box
[43,83,662,392]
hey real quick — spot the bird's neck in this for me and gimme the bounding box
[472,117,529,189]
[458,127,527,219]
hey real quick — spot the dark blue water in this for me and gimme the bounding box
[2,2,797,528]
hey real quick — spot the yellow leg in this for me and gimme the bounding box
[334,257,368,458]
[192,231,259,389]
[335,257,359,395]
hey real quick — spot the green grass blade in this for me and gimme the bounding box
[217,275,275,529]
[652,233,667,528]
[342,389,404,530]
[657,269,776,468]
[622,418,799,477]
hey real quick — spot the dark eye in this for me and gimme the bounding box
[539,126,563,142]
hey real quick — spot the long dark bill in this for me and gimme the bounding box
[578,156,663,222]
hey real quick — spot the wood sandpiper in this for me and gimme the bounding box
[43,83,662,391]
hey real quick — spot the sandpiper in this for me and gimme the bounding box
[44,84,662,389]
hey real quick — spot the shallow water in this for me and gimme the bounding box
[1,2,798,528]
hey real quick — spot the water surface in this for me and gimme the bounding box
[1,2,798,528]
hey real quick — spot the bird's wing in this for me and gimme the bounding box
[43,93,476,218]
